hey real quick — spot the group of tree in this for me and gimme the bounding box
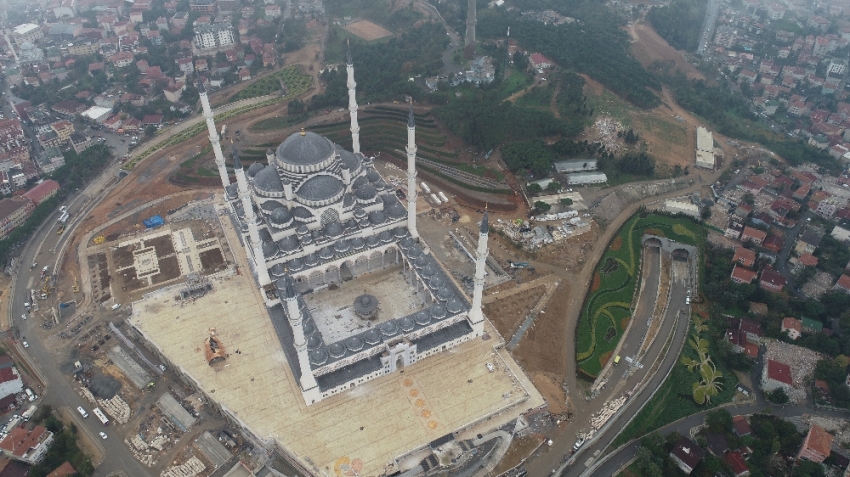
[646,0,708,52]
[617,128,640,145]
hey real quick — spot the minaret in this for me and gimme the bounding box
[465,0,476,57]
[198,77,230,188]
[346,42,361,154]
[406,105,419,239]
[284,276,319,397]
[233,149,271,287]
[468,207,488,334]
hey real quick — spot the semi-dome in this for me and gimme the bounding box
[337,147,360,171]
[387,202,406,219]
[247,162,265,177]
[262,241,278,257]
[292,206,313,220]
[270,207,293,225]
[253,166,283,193]
[276,131,335,168]
[366,169,380,183]
[260,200,283,212]
[296,175,345,203]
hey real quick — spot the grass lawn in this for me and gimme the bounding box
[586,88,635,127]
[576,213,703,378]
[249,113,310,132]
[499,69,533,99]
[516,83,555,108]
[230,66,313,102]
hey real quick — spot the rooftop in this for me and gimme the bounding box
[767,359,793,385]
[803,424,833,457]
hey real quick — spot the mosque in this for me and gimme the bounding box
[198,48,492,406]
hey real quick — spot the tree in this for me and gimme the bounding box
[560,198,573,206]
[546,180,561,192]
[533,201,551,214]
[288,99,306,115]
[526,183,542,196]
[706,409,733,433]
[766,388,789,404]
[145,125,157,137]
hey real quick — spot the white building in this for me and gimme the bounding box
[11,24,43,47]
[81,106,112,123]
[194,23,236,50]
[554,159,597,173]
[664,199,700,218]
[0,367,23,399]
[695,127,715,169]
[567,172,607,185]
[828,60,847,76]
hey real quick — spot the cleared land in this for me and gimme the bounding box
[344,20,393,40]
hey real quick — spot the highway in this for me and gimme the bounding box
[697,0,720,56]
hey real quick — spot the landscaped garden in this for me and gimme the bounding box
[576,212,704,379]
[230,66,313,102]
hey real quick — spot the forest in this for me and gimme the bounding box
[499,138,655,179]
[309,22,448,108]
[478,0,662,109]
[646,0,708,52]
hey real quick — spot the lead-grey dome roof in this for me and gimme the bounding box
[253,166,283,192]
[296,175,344,202]
[247,162,265,177]
[270,207,292,225]
[276,131,335,167]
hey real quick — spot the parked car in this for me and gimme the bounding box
[99,431,107,439]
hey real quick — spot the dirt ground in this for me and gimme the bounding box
[0,276,12,332]
[484,285,546,339]
[344,20,392,40]
[512,281,571,415]
[628,19,704,81]
[492,434,543,475]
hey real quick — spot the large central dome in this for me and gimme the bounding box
[276,131,336,169]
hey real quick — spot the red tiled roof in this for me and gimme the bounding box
[760,265,786,289]
[0,368,18,385]
[763,235,784,252]
[767,359,793,385]
[782,317,802,332]
[724,451,749,476]
[742,226,767,242]
[743,342,759,358]
[731,265,758,284]
[837,274,850,290]
[803,424,833,458]
[0,425,48,457]
[46,462,77,477]
[733,246,756,266]
[799,253,819,267]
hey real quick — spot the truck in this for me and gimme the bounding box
[508,261,530,269]
[40,266,49,279]
[58,211,69,225]
[21,405,36,421]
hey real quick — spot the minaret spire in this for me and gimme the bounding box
[346,40,361,154]
[233,148,271,287]
[198,75,230,188]
[283,275,319,399]
[406,103,418,238]
[468,205,488,334]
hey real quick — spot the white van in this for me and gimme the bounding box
[24,389,34,402]
[77,406,88,418]
[111,304,121,310]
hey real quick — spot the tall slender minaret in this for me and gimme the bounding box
[233,149,271,287]
[406,105,419,239]
[284,276,319,399]
[198,77,230,188]
[465,0,476,57]
[346,42,361,154]
[468,207,488,334]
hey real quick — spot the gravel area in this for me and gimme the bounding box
[763,339,824,404]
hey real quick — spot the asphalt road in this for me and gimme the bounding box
[696,0,720,56]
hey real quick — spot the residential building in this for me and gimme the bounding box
[191,0,217,13]
[835,274,850,293]
[761,359,793,394]
[724,451,750,477]
[670,437,705,475]
[163,82,185,103]
[0,426,54,464]
[529,53,553,70]
[731,265,758,284]
[11,24,44,46]
[172,11,189,29]
[733,246,756,267]
[35,148,65,174]
[176,57,194,74]
[70,133,92,153]
[0,367,23,401]
[194,23,235,50]
[733,415,752,437]
[797,424,832,463]
[50,121,74,144]
[741,226,766,245]
[760,265,786,292]
[795,228,823,255]
[110,51,134,68]
[726,317,761,358]
[22,180,59,205]
[0,197,34,239]
[782,317,802,340]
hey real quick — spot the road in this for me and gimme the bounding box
[696,0,720,55]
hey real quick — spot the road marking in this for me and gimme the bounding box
[26,277,32,289]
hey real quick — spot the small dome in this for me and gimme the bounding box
[354,208,366,219]
[379,230,393,243]
[367,170,380,183]
[430,305,447,319]
[270,263,286,277]
[421,264,435,277]
[387,202,406,219]
[247,162,265,177]
[399,237,415,250]
[380,321,399,337]
[328,342,346,358]
[368,211,386,225]
[324,221,344,237]
[355,184,377,201]
[345,336,364,352]
[429,277,444,289]
[447,298,464,314]
[366,236,380,247]
[296,225,310,235]
[436,287,454,302]
[302,320,316,336]
[277,234,300,252]
[288,257,304,272]
[300,234,314,245]
[393,226,407,238]
[413,311,430,326]
[399,316,415,332]
[334,239,350,253]
[319,247,335,260]
[307,334,323,350]
[350,237,365,250]
[408,246,423,259]
[262,241,278,257]
[270,207,293,225]
[304,253,319,266]
[309,349,329,366]
[253,166,284,192]
[363,329,382,345]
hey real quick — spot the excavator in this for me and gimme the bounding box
[72,277,79,293]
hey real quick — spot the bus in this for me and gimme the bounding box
[92,407,109,426]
